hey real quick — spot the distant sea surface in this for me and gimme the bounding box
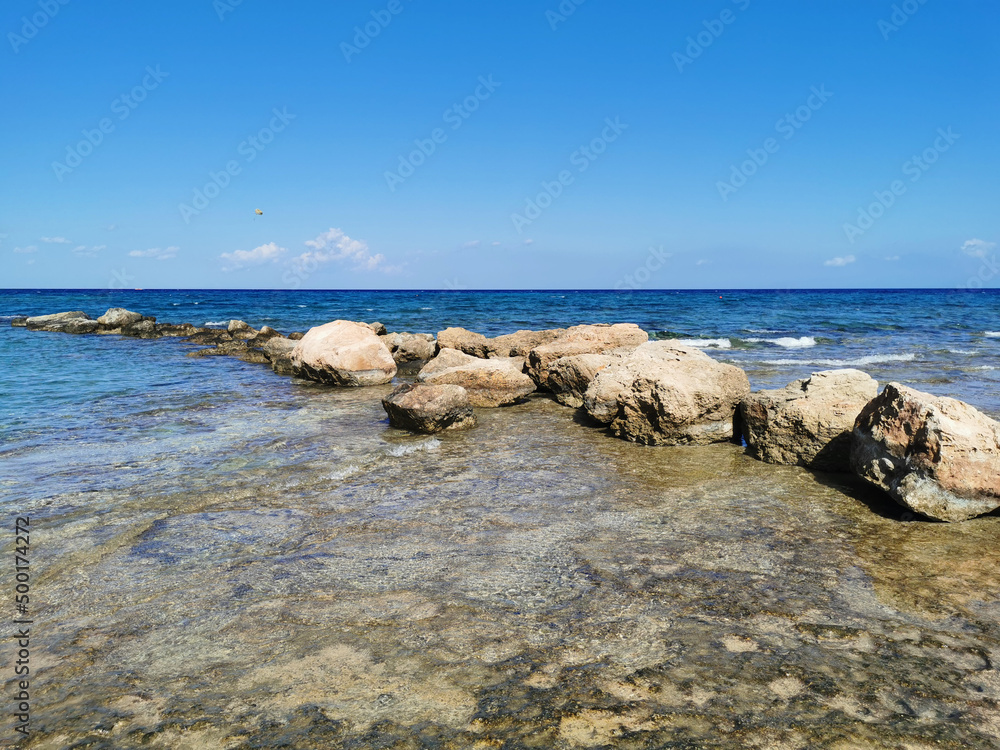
[3,288,1000,747]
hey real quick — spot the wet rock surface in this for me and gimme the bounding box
[12,389,1000,749]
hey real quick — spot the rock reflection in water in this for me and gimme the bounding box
[11,390,1000,749]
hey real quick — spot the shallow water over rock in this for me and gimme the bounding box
[7,366,1000,748]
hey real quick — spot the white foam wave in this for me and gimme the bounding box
[676,338,732,349]
[745,336,817,348]
[763,353,916,367]
[325,464,362,481]
[948,349,978,355]
[385,439,441,457]
[204,321,227,326]
[985,332,1000,338]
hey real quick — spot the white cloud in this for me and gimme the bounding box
[491,241,501,247]
[462,240,481,249]
[73,244,106,258]
[696,259,710,266]
[220,242,287,272]
[884,255,900,261]
[107,224,118,231]
[523,238,535,245]
[40,236,70,244]
[824,255,856,267]
[962,238,996,258]
[129,246,178,261]
[13,245,37,254]
[290,228,395,273]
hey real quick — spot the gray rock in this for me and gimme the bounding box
[740,369,879,472]
[851,383,1000,522]
[11,317,27,327]
[263,337,297,375]
[367,322,388,336]
[121,319,160,339]
[26,311,98,334]
[382,383,477,434]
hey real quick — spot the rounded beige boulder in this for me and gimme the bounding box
[290,320,397,386]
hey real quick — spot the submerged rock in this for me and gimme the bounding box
[291,320,397,386]
[418,348,536,407]
[11,317,27,327]
[380,332,437,363]
[547,353,619,408]
[527,324,648,386]
[156,323,199,337]
[26,311,98,334]
[382,383,477,434]
[263,337,297,375]
[584,341,751,445]
[121,319,160,339]
[851,383,1000,521]
[185,329,234,346]
[741,369,879,472]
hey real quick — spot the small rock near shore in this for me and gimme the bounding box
[382,383,477,434]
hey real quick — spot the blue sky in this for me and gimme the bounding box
[1,0,997,289]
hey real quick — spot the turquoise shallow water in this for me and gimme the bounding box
[2,289,1000,748]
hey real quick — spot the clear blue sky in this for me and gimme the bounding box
[2,0,997,289]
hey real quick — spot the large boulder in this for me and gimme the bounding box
[25,311,98,334]
[437,327,489,358]
[290,320,397,386]
[97,308,144,329]
[380,332,437,363]
[851,383,1000,522]
[547,354,619,408]
[263,337,297,375]
[418,348,536,407]
[740,369,879,472]
[583,341,751,446]
[381,383,477,434]
[528,324,648,386]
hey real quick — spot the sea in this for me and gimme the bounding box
[2,288,999,748]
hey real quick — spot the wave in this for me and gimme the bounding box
[204,321,228,326]
[675,338,732,349]
[762,353,916,367]
[744,336,817,348]
[985,332,1000,338]
[384,439,441,457]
